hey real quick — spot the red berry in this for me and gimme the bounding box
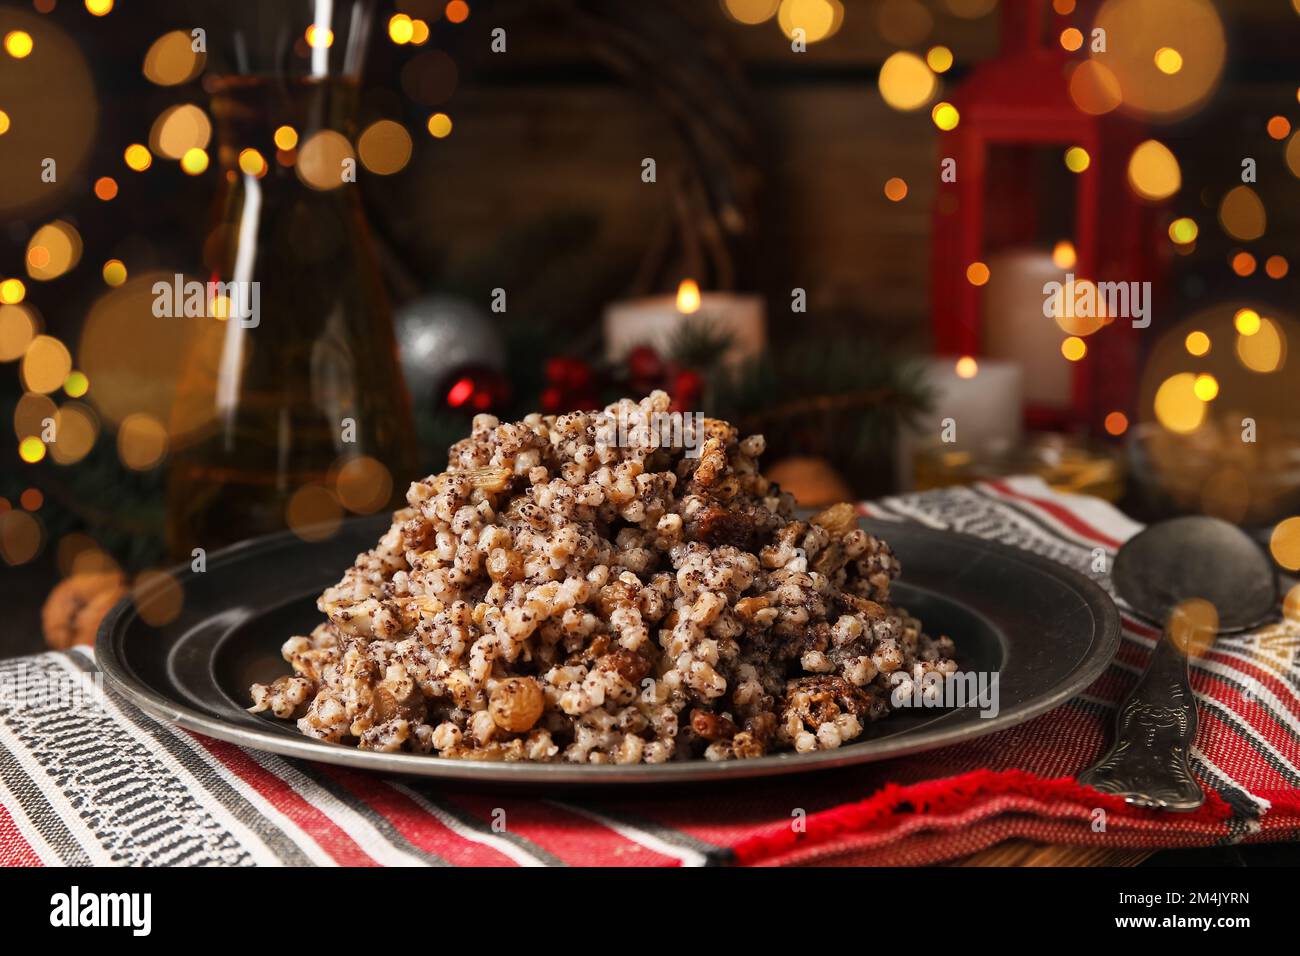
[626,345,663,384]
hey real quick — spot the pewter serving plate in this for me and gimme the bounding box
[97,516,1119,786]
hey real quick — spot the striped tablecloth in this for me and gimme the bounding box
[2,476,1297,866]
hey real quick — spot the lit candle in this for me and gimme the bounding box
[897,355,1024,487]
[603,279,766,367]
[982,248,1074,408]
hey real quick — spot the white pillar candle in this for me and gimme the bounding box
[982,248,1073,409]
[897,356,1024,488]
[603,281,766,367]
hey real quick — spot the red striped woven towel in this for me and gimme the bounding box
[1,476,1297,866]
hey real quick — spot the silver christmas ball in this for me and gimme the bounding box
[394,294,505,407]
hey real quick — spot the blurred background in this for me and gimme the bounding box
[2,0,1299,657]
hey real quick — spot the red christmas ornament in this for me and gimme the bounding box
[442,365,510,413]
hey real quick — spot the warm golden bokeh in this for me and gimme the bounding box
[150,103,211,160]
[878,52,936,111]
[287,485,343,542]
[117,412,168,470]
[1219,185,1267,241]
[25,221,82,281]
[143,29,205,86]
[1153,372,1206,433]
[1126,140,1181,200]
[296,130,355,190]
[21,334,72,394]
[358,120,413,175]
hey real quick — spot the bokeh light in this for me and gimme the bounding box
[358,120,413,175]
[296,130,354,190]
[274,125,298,151]
[1168,216,1198,245]
[1052,240,1077,270]
[1154,372,1206,434]
[1192,373,1219,401]
[445,0,471,23]
[4,31,34,59]
[722,0,781,24]
[926,45,953,73]
[117,412,168,470]
[20,334,71,393]
[143,30,205,86]
[63,370,88,398]
[1236,317,1285,373]
[955,355,978,379]
[132,569,183,627]
[150,104,211,160]
[1064,146,1091,173]
[883,177,908,202]
[26,221,82,281]
[1267,116,1291,140]
[0,509,42,566]
[776,0,844,44]
[14,391,55,439]
[427,112,453,138]
[238,148,268,178]
[18,436,45,464]
[389,14,415,44]
[102,259,127,286]
[1092,0,1225,121]
[48,402,98,465]
[878,52,936,111]
[305,25,334,49]
[1184,330,1210,356]
[0,278,25,304]
[335,456,394,513]
[0,305,37,361]
[1068,60,1123,115]
[1231,251,1257,277]
[1104,411,1129,436]
[1271,518,1300,571]
[287,485,343,542]
[1126,140,1181,200]
[1059,27,1083,52]
[931,102,959,131]
[78,274,225,439]
[1153,47,1183,74]
[965,261,989,286]
[1061,336,1087,361]
[1266,255,1289,279]
[124,143,152,171]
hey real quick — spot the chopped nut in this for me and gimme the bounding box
[734,595,771,623]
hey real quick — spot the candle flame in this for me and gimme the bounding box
[955,355,978,379]
[675,279,701,314]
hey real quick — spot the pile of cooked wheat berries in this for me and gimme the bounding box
[251,392,956,763]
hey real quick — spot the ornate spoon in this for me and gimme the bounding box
[1078,516,1277,810]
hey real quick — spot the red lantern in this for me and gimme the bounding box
[930,0,1166,433]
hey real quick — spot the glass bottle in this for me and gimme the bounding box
[166,0,415,558]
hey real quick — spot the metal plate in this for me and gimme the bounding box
[96,515,1120,786]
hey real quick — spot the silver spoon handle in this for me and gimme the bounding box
[1077,625,1205,811]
